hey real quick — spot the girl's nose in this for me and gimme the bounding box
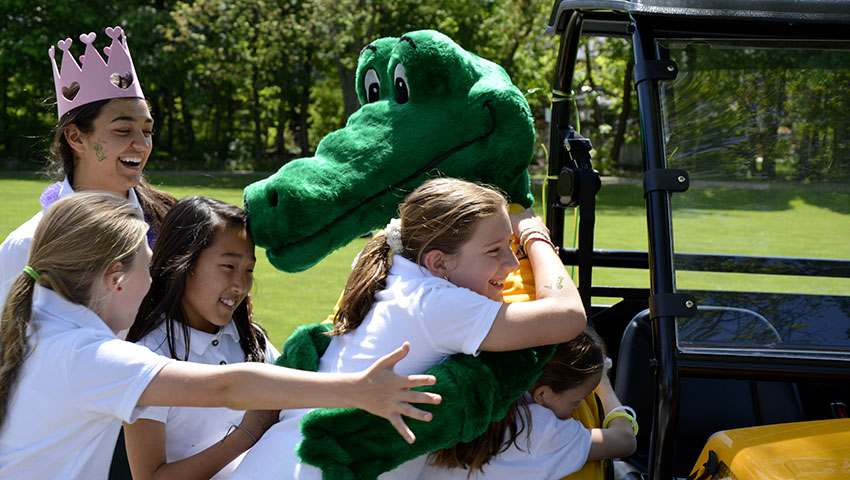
[504,248,520,271]
[233,272,253,295]
[131,130,151,150]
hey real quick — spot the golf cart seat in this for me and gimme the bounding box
[614,308,805,476]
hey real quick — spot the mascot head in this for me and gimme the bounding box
[244,30,535,272]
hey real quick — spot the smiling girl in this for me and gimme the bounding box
[231,177,587,479]
[124,196,279,479]
[0,26,175,303]
[0,192,439,479]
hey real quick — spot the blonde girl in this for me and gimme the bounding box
[232,177,587,479]
[0,192,439,479]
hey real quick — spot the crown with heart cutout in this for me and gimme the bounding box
[49,26,145,119]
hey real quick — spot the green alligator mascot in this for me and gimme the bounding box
[244,30,555,480]
[244,29,535,273]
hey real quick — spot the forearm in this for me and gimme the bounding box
[125,419,255,480]
[138,343,439,444]
[587,377,637,460]
[595,377,623,415]
[141,362,363,411]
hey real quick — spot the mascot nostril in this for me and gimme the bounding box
[267,189,278,208]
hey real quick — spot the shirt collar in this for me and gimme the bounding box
[32,284,115,336]
[186,319,241,357]
[59,177,143,214]
[388,254,439,279]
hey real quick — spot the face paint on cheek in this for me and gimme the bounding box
[93,141,105,162]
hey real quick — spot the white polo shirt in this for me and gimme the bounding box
[418,394,592,480]
[0,285,173,478]
[134,319,279,478]
[231,254,503,480]
[0,178,143,304]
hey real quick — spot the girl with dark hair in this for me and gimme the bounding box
[0,26,176,303]
[0,192,440,479]
[231,177,587,479]
[420,328,638,479]
[124,196,279,478]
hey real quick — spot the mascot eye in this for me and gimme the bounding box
[364,68,381,103]
[393,63,410,104]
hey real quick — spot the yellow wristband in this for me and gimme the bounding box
[602,411,639,435]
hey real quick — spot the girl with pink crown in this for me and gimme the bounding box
[0,26,176,304]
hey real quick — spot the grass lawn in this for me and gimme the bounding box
[1,172,848,347]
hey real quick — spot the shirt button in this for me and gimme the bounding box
[212,339,219,346]
[219,360,227,365]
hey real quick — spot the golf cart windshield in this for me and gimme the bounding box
[660,39,850,358]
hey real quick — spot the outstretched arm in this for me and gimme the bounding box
[480,210,586,351]
[137,343,440,443]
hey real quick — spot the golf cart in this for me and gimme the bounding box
[544,1,850,478]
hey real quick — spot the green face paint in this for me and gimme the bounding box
[93,141,105,162]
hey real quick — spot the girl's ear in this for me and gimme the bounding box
[532,385,552,404]
[423,249,454,278]
[101,261,124,293]
[64,124,87,154]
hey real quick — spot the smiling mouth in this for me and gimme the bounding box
[220,298,236,308]
[489,279,505,289]
[120,156,143,168]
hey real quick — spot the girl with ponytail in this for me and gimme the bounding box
[0,193,440,479]
[232,177,587,479]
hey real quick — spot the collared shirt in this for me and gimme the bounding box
[419,393,592,480]
[0,285,172,478]
[133,319,279,479]
[231,254,503,480]
[320,254,502,376]
[0,178,143,303]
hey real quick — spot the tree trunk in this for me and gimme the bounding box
[252,68,264,166]
[584,41,603,131]
[178,87,196,154]
[609,57,634,168]
[162,90,175,160]
[276,95,287,163]
[0,67,8,158]
[297,54,314,155]
[337,57,360,125]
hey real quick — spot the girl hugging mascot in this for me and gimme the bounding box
[234,30,622,480]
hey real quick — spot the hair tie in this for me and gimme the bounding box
[22,266,40,282]
[384,218,404,253]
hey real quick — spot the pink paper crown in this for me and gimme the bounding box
[49,26,145,119]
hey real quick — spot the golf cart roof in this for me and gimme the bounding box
[547,0,850,34]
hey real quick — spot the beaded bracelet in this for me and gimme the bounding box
[518,227,549,247]
[603,406,639,435]
[522,233,556,253]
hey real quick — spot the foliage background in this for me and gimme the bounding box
[0,0,641,176]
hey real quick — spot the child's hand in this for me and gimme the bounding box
[355,342,442,444]
[509,208,548,239]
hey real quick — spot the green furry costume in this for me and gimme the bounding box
[244,30,554,479]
